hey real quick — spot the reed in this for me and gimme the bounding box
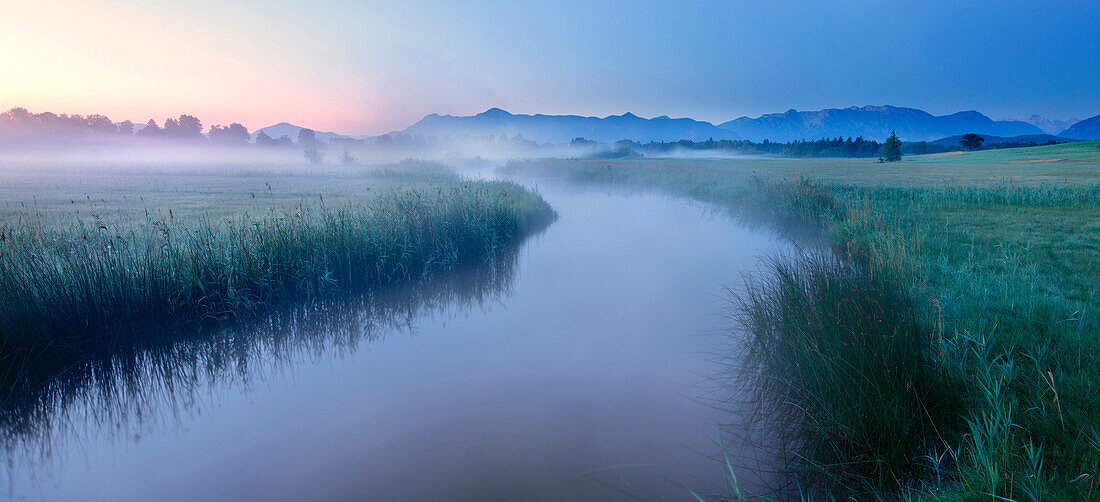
[507,153,1100,500]
[736,252,960,497]
[0,179,555,390]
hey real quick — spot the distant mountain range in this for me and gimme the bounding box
[252,122,354,142]
[717,105,1043,142]
[393,108,736,143]
[1059,114,1100,140]
[258,106,1098,145]
[1007,114,1079,135]
[385,105,1050,143]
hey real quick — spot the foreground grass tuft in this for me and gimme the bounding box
[738,252,961,498]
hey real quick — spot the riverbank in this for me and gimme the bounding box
[504,142,1100,500]
[0,165,556,392]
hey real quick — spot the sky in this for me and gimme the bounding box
[2,0,1098,135]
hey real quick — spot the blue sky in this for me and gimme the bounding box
[4,0,1098,133]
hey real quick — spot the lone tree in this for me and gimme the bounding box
[879,130,902,162]
[298,128,326,164]
[340,148,359,165]
[959,133,985,151]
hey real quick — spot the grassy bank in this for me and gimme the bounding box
[0,167,555,391]
[505,143,1100,500]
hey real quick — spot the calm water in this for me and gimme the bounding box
[3,183,784,501]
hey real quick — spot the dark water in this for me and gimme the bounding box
[3,183,783,501]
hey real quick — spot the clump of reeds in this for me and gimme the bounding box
[0,180,554,389]
[735,251,959,497]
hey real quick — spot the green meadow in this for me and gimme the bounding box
[505,141,1100,500]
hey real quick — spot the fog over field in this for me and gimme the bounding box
[3,1,1100,501]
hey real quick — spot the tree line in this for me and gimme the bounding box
[582,131,1069,160]
[0,107,299,146]
[584,135,957,159]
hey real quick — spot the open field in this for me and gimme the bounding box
[0,161,555,392]
[0,158,471,222]
[534,140,1100,188]
[504,142,1100,500]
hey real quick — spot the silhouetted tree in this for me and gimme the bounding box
[340,148,358,165]
[209,123,250,145]
[117,120,135,136]
[86,114,115,134]
[163,117,180,136]
[298,128,325,164]
[959,133,985,151]
[136,119,162,138]
[878,130,902,162]
[255,130,275,146]
[177,115,202,137]
[162,115,203,139]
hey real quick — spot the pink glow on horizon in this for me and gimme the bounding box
[0,1,398,135]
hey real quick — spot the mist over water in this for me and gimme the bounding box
[1,179,786,501]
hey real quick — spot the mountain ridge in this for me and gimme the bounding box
[256,105,1087,144]
[393,108,736,143]
[1059,114,1100,140]
[717,105,1044,142]
[252,122,352,142]
[1005,114,1079,134]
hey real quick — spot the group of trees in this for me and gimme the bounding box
[0,107,120,141]
[582,132,1068,161]
[124,115,211,141]
[957,133,1065,151]
[0,107,296,147]
[593,133,950,160]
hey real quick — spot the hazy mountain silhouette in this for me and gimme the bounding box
[251,106,1084,145]
[1006,114,1079,134]
[717,105,1044,142]
[1059,114,1100,140]
[253,122,351,142]
[393,108,738,143]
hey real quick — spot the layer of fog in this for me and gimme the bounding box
[0,139,757,180]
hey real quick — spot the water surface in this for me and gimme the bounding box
[4,183,783,501]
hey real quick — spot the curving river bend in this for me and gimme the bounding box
[4,181,786,501]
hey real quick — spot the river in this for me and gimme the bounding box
[3,181,785,501]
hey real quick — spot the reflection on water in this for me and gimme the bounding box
[1,251,520,488]
[3,184,785,501]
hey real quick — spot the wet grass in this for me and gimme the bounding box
[0,167,555,392]
[506,144,1100,500]
[736,252,961,497]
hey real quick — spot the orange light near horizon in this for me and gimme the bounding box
[0,1,385,134]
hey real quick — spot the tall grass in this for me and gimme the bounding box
[736,252,960,498]
[507,157,1100,500]
[0,179,555,390]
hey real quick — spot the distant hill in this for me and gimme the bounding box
[929,133,1079,147]
[253,122,351,142]
[1059,114,1100,140]
[1006,114,1079,134]
[717,105,1044,142]
[392,108,738,143]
